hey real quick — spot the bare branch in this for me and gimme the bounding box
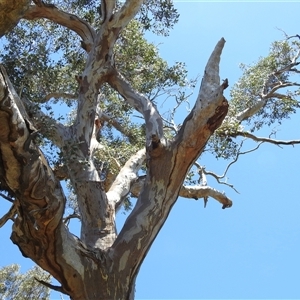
[107,148,146,210]
[195,140,264,194]
[129,174,232,209]
[22,97,70,148]
[107,68,164,148]
[0,192,14,202]
[63,212,81,226]
[34,278,66,294]
[0,200,18,228]
[23,4,96,52]
[43,92,77,103]
[198,165,207,186]
[235,131,300,146]
[197,38,225,102]
[263,82,300,98]
[287,34,300,40]
[180,185,232,209]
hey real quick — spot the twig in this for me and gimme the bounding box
[63,212,81,226]
[235,131,300,146]
[0,200,18,228]
[195,140,264,194]
[34,278,67,294]
[0,192,14,203]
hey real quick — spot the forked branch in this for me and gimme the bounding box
[129,175,232,209]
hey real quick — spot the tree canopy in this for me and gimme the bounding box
[0,264,50,300]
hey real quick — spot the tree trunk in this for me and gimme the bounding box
[0,2,231,299]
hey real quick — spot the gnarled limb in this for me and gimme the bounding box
[0,62,90,298]
[23,3,96,52]
[0,0,30,37]
[1,63,122,300]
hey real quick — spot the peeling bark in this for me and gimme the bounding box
[0,1,232,298]
[0,0,30,37]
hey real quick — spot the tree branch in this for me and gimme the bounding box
[180,185,232,209]
[43,92,77,103]
[236,98,267,122]
[107,148,146,211]
[100,0,116,24]
[1,65,100,297]
[23,4,96,52]
[263,82,300,98]
[107,68,164,148]
[129,175,232,209]
[235,131,300,146]
[0,200,18,228]
[114,0,143,29]
[99,111,137,143]
[177,38,228,151]
[195,140,263,194]
[34,278,67,294]
[0,192,14,202]
[22,97,70,148]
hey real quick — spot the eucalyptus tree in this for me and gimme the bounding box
[0,1,300,299]
[0,264,50,300]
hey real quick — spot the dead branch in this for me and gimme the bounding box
[235,131,300,146]
[0,192,14,203]
[0,200,19,228]
[180,185,232,209]
[194,140,264,194]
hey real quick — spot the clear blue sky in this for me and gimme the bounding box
[1,1,300,299]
